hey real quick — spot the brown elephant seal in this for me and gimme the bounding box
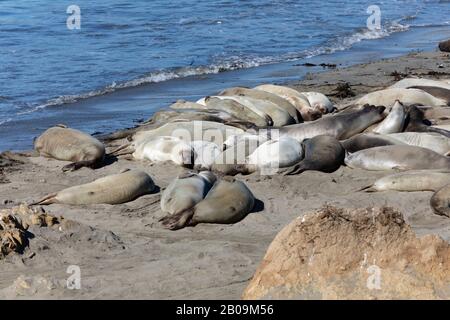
[361,170,450,192]
[430,184,450,218]
[32,170,155,205]
[218,87,301,122]
[274,104,385,142]
[345,145,450,171]
[160,176,255,230]
[34,125,105,172]
[404,105,450,138]
[160,171,216,215]
[390,78,450,91]
[341,133,404,153]
[282,135,345,175]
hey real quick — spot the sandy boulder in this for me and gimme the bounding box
[243,206,450,300]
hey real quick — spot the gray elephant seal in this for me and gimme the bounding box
[341,133,404,153]
[361,170,450,192]
[276,104,385,142]
[282,135,345,175]
[160,176,255,230]
[160,171,216,215]
[409,86,450,103]
[404,105,450,138]
[372,100,406,134]
[218,87,301,123]
[33,170,155,205]
[430,184,450,218]
[345,145,450,171]
[34,125,105,171]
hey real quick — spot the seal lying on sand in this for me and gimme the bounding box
[160,176,255,230]
[275,104,385,142]
[355,88,448,107]
[345,145,450,171]
[372,100,406,134]
[301,92,335,114]
[253,84,321,121]
[211,137,303,175]
[133,136,195,167]
[404,105,450,138]
[34,125,105,172]
[33,170,155,205]
[218,87,301,123]
[161,171,216,215]
[189,141,221,170]
[282,135,345,175]
[430,184,450,218]
[390,78,450,90]
[360,170,450,192]
[387,132,450,155]
[340,133,404,153]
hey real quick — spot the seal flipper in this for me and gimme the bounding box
[62,159,97,172]
[281,161,307,176]
[30,193,59,206]
[159,208,195,230]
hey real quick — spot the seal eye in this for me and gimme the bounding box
[88,191,95,196]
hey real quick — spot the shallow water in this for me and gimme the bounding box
[0,0,449,150]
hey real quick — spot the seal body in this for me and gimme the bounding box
[189,141,221,170]
[430,184,450,218]
[34,126,105,171]
[362,170,450,192]
[345,145,450,171]
[33,170,155,205]
[356,88,447,107]
[341,133,404,153]
[283,135,345,175]
[160,177,255,230]
[279,105,385,142]
[133,136,195,167]
[160,171,216,215]
[254,84,321,121]
[218,87,301,123]
[373,101,406,134]
[387,132,450,155]
[301,92,335,114]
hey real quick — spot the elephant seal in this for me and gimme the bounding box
[206,95,295,126]
[34,125,105,172]
[275,104,385,142]
[204,97,270,127]
[160,171,216,215]
[212,137,303,175]
[189,141,221,170]
[345,145,450,171]
[409,86,450,103]
[282,135,345,175]
[223,133,268,151]
[372,100,406,134]
[355,88,447,107]
[160,176,255,230]
[387,132,450,155]
[133,136,195,167]
[361,170,450,192]
[33,170,155,205]
[301,92,335,114]
[390,78,450,90]
[218,87,301,122]
[253,84,321,121]
[169,99,209,110]
[341,133,404,153]
[404,105,450,138]
[430,184,450,218]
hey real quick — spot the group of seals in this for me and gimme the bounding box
[28,76,450,222]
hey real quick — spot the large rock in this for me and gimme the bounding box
[439,39,450,53]
[242,206,450,299]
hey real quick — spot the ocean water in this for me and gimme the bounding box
[0,0,449,150]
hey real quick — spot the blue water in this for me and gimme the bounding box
[0,0,449,150]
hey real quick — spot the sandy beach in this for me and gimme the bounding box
[1,50,449,299]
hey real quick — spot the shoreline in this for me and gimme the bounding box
[1,50,450,299]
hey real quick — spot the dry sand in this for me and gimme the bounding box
[0,50,449,299]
